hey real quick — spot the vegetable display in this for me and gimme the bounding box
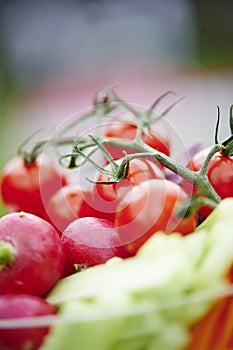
[0,86,233,350]
[42,198,233,350]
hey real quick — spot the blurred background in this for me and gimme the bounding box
[0,0,233,214]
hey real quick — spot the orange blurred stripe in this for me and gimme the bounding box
[186,296,233,350]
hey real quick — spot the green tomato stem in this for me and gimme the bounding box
[145,90,176,121]
[221,137,233,157]
[198,144,222,176]
[104,137,221,204]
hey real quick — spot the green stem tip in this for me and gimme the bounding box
[0,241,17,270]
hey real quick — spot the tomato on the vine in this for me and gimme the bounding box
[93,158,165,221]
[115,179,197,255]
[0,154,68,218]
[104,112,171,159]
[45,184,98,235]
[182,146,233,217]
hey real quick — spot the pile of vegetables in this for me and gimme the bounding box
[0,87,233,350]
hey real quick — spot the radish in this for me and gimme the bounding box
[0,294,57,350]
[0,212,65,296]
[61,217,130,276]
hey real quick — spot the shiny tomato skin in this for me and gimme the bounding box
[115,179,197,255]
[104,113,171,159]
[0,294,57,350]
[0,212,65,296]
[0,155,68,218]
[182,146,233,217]
[45,184,98,235]
[209,155,233,197]
[93,158,164,222]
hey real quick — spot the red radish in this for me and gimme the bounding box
[0,154,68,218]
[45,184,98,236]
[0,212,65,296]
[61,217,130,276]
[0,294,57,350]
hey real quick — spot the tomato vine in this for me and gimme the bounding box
[14,86,233,215]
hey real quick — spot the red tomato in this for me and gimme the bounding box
[115,179,197,255]
[45,184,98,235]
[0,212,65,296]
[0,154,68,218]
[104,112,171,159]
[93,158,164,221]
[0,294,57,350]
[182,146,233,217]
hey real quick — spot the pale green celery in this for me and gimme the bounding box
[41,198,233,350]
[41,296,190,350]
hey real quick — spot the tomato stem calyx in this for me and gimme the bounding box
[73,137,130,184]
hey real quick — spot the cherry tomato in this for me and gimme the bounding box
[182,146,233,217]
[0,211,65,296]
[0,294,57,350]
[115,179,197,255]
[93,158,165,221]
[104,112,171,159]
[0,154,68,218]
[45,184,98,235]
[61,217,130,276]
